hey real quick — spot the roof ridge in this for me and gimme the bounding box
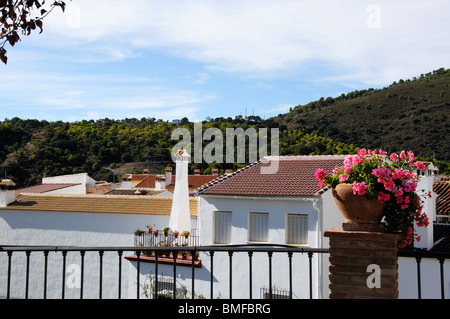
[196,159,264,194]
[262,154,349,160]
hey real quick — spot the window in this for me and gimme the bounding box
[286,214,308,245]
[214,211,232,244]
[248,212,269,242]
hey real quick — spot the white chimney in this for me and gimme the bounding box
[0,179,16,207]
[165,167,173,186]
[155,175,166,190]
[168,150,191,233]
[414,162,438,250]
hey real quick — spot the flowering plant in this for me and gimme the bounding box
[315,149,430,248]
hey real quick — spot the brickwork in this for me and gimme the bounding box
[324,223,401,299]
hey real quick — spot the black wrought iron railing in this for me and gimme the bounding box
[0,244,448,299]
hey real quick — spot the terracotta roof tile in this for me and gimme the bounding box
[1,194,197,216]
[196,155,347,197]
[434,176,450,215]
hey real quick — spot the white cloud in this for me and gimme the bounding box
[37,0,449,85]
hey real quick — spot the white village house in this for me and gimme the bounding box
[0,154,448,299]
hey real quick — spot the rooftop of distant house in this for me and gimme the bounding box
[0,193,198,216]
[434,175,450,216]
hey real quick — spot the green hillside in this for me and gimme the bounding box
[274,68,450,164]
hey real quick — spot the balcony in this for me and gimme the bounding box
[0,244,448,299]
[133,229,200,248]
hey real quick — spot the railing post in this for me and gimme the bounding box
[268,251,273,299]
[415,256,422,299]
[191,249,196,299]
[439,257,445,299]
[210,251,214,299]
[43,250,48,299]
[308,251,313,299]
[288,251,293,299]
[155,251,159,299]
[228,251,233,299]
[172,250,177,299]
[61,250,67,299]
[80,250,85,299]
[7,251,12,299]
[25,250,30,299]
[136,250,141,299]
[99,250,104,299]
[248,251,253,299]
[117,250,123,299]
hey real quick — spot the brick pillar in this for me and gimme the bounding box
[324,222,401,299]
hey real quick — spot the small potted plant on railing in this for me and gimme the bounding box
[153,229,159,237]
[134,229,144,236]
[163,227,170,237]
[146,224,155,233]
[181,230,190,239]
[173,230,179,239]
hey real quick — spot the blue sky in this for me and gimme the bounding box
[1,0,449,122]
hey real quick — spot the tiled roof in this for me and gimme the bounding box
[15,183,81,196]
[134,175,157,188]
[434,176,450,215]
[196,155,347,197]
[1,194,198,216]
[133,174,217,190]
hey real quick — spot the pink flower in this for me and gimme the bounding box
[343,165,353,173]
[344,155,353,167]
[400,151,407,160]
[415,161,426,171]
[339,174,348,182]
[383,179,395,192]
[378,191,390,203]
[352,155,364,166]
[317,180,325,188]
[390,152,399,162]
[352,182,367,196]
[357,149,367,157]
[314,168,327,180]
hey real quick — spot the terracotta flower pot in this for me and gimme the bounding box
[332,184,385,223]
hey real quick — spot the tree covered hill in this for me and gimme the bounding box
[274,68,450,166]
[1,68,449,187]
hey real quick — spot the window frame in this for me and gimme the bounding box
[285,213,308,246]
[213,211,232,245]
[248,212,269,243]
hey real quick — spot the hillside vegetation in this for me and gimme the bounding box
[1,68,449,187]
[275,68,450,164]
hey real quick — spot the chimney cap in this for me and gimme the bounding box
[0,179,15,190]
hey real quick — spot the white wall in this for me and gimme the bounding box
[398,256,450,299]
[0,209,196,299]
[195,195,325,299]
